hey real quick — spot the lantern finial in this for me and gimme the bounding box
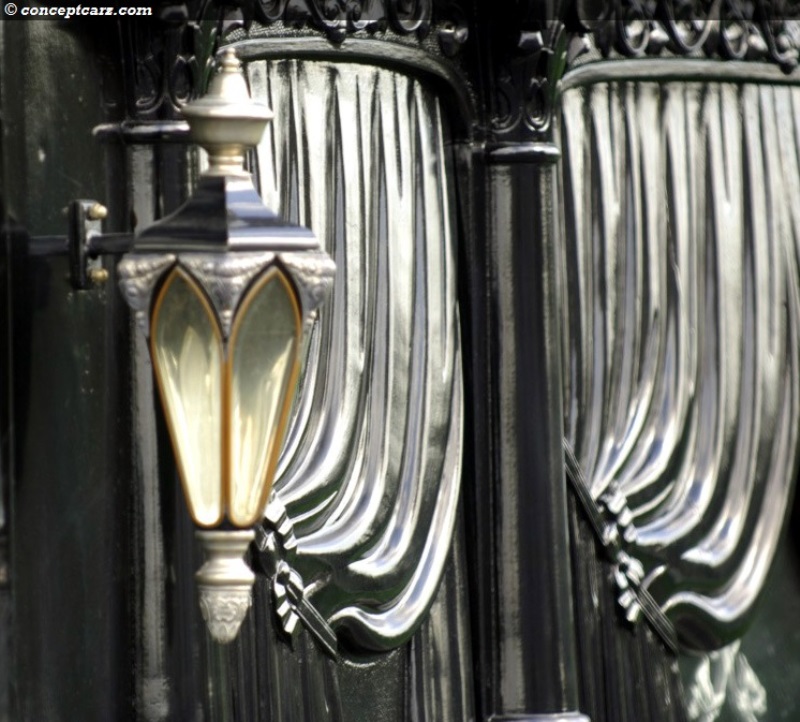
[181,47,273,177]
[195,530,256,644]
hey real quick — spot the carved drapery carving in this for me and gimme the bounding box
[245,56,463,651]
[561,79,800,651]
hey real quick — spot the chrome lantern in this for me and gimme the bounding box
[118,48,335,644]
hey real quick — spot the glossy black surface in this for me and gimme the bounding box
[484,152,581,716]
[134,176,317,252]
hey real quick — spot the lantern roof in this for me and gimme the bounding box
[132,46,318,254]
[132,175,317,252]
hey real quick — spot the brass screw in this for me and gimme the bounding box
[89,267,109,285]
[87,203,108,221]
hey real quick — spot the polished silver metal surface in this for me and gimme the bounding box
[683,640,766,721]
[116,255,177,336]
[564,441,679,651]
[560,79,800,651]
[245,55,463,651]
[195,530,256,644]
[120,51,461,654]
[407,513,476,722]
[119,251,334,338]
[130,52,318,255]
[272,561,339,659]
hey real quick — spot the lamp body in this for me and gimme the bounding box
[148,264,303,528]
[119,248,334,642]
[117,50,335,644]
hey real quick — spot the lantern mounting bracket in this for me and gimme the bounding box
[26,199,133,290]
[67,199,133,290]
[68,199,105,290]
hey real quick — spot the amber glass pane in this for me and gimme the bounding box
[228,269,300,526]
[151,269,223,527]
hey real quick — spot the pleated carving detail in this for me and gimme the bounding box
[248,58,463,651]
[561,81,800,650]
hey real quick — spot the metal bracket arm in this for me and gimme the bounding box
[26,199,133,289]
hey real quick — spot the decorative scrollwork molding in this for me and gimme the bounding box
[194,530,257,644]
[116,16,213,121]
[484,20,570,142]
[117,254,177,335]
[247,0,433,42]
[118,251,335,339]
[197,585,254,643]
[471,0,580,143]
[225,0,470,57]
[179,252,276,337]
[279,252,338,331]
[479,1,800,142]
[100,1,469,134]
[571,0,800,72]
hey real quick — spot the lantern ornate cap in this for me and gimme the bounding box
[182,47,273,178]
[131,46,317,253]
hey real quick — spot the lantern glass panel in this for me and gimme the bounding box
[228,268,301,526]
[151,268,224,527]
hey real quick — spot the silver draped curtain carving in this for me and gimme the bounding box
[247,58,463,650]
[561,80,800,650]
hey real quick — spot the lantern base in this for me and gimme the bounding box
[195,529,256,644]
